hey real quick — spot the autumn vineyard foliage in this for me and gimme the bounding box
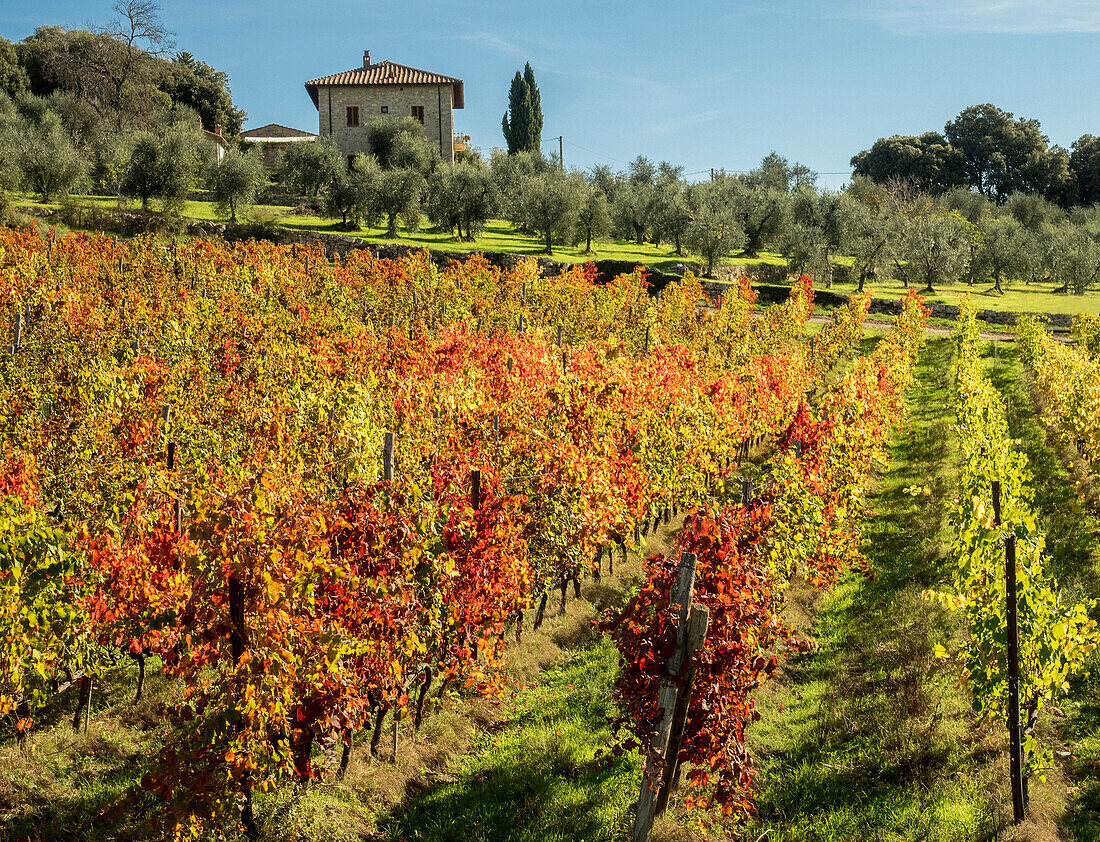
[0,226,931,835]
[605,287,928,819]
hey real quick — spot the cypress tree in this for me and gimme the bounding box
[502,63,543,154]
[522,62,542,151]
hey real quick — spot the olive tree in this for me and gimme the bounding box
[518,168,586,255]
[574,181,611,255]
[278,138,341,198]
[974,214,1036,293]
[897,206,973,293]
[323,153,380,229]
[208,144,265,222]
[374,167,426,237]
[1045,221,1100,295]
[612,156,656,244]
[489,148,549,233]
[121,111,204,213]
[840,186,900,292]
[16,110,86,202]
[783,187,847,286]
[683,179,745,278]
[426,159,497,241]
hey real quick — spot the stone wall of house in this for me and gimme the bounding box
[316,84,454,161]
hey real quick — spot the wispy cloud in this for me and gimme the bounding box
[643,109,724,136]
[537,64,673,99]
[702,69,739,85]
[856,0,1100,34]
[453,31,527,57]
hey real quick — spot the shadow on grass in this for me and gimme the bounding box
[378,638,639,842]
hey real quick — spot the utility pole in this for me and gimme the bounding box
[559,135,564,170]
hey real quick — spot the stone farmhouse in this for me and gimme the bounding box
[304,51,465,165]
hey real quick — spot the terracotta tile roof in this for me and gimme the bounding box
[305,61,464,109]
[202,128,229,148]
[241,123,317,140]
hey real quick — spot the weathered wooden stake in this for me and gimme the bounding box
[632,552,703,842]
[471,469,481,510]
[655,603,710,814]
[995,480,1026,824]
[392,712,399,763]
[383,432,395,482]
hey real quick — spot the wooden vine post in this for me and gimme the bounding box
[993,480,1027,822]
[632,551,710,842]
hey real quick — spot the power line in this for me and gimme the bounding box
[481,133,855,176]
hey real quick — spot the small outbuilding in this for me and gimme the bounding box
[240,123,320,167]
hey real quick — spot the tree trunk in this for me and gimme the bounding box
[675,233,682,256]
[292,723,314,783]
[545,228,553,255]
[387,213,399,238]
[336,728,353,780]
[370,706,389,757]
[533,591,548,630]
[415,667,433,729]
[73,675,91,731]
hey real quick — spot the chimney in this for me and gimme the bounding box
[363,50,371,68]
[214,123,222,137]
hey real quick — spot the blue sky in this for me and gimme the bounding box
[5,1,1100,188]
